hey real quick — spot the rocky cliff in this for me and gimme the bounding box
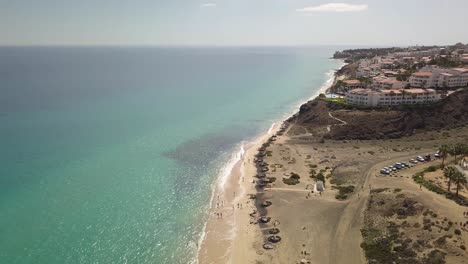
[288,89,468,140]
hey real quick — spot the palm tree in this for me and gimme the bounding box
[439,144,450,168]
[452,143,465,165]
[452,170,467,197]
[460,143,468,166]
[444,166,457,193]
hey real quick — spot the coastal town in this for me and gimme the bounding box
[199,44,468,264]
[330,43,468,107]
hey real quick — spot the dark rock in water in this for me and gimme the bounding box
[259,217,271,223]
[261,201,272,207]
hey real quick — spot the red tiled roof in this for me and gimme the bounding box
[412,72,433,77]
[405,88,426,94]
[381,89,402,94]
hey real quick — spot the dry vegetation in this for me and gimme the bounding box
[362,190,467,264]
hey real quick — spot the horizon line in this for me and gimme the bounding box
[0,43,459,49]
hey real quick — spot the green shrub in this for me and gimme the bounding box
[290,172,300,179]
[316,172,325,182]
[424,166,438,172]
[371,188,389,193]
[332,185,355,200]
[283,173,300,185]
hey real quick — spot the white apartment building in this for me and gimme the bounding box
[373,77,407,89]
[345,88,440,107]
[409,72,435,88]
[393,48,441,58]
[337,79,363,94]
[409,66,468,88]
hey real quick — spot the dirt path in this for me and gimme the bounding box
[328,112,348,125]
[329,152,441,264]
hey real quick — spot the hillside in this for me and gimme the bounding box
[288,89,468,140]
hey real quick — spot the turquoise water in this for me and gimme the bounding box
[0,47,342,263]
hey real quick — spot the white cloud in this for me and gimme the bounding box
[296,3,368,13]
[201,3,216,8]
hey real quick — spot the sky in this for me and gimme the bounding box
[1,0,467,46]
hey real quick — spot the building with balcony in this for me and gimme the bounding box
[345,88,440,107]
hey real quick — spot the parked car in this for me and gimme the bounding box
[417,156,425,162]
[395,163,403,169]
[380,169,390,175]
[434,151,440,158]
[409,159,418,164]
[424,154,431,161]
[401,162,409,167]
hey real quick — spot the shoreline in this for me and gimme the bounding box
[196,59,346,264]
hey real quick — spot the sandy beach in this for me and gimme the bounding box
[197,125,279,264]
[198,104,468,264]
[198,62,468,263]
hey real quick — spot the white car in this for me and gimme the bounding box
[409,159,418,164]
[380,169,390,175]
[417,156,425,162]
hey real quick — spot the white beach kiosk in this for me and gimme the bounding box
[315,181,325,192]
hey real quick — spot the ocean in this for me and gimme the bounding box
[0,46,343,263]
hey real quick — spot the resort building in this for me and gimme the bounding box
[373,77,407,89]
[409,66,468,88]
[336,80,363,94]
[409,72,435,88]
[393,48,441,58]
[345,88,441,107]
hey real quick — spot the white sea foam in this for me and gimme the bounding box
[217,142,245,192]
[267,122,275,134]
[190,141,246,264]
